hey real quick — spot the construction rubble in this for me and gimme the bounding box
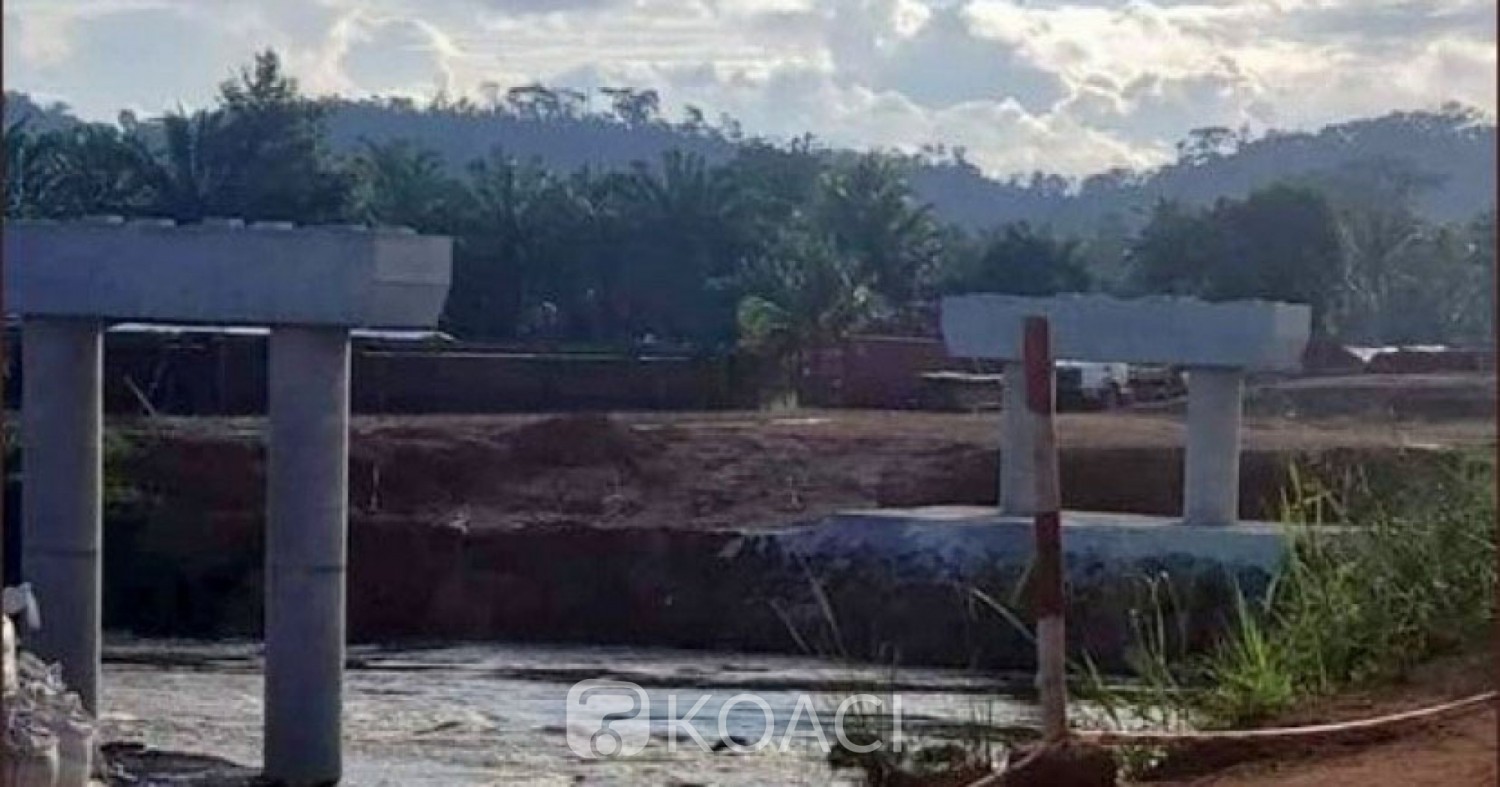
[3,584,99,787]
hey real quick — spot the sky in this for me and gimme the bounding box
[4,0,1496,177]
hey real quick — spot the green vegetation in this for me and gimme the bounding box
[1129,185,1345,331]
[4,50,1494,363]
[1078,451,1495,736]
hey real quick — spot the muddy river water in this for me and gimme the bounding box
[99,638,1037,785]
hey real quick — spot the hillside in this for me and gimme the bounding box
[6,90,1494,232]
[323,99,737,178]
[318,100,1497,230]
[911,107,1495,230]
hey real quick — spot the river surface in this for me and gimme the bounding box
[99,638,1038,785]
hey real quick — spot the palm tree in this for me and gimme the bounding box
[208,50,352,222]
[940,222,1091,296]
[132,110,227,222]
[123,51,350,224]
[736,220,876,404]
[818,154,941,310]
[349,139,462,232]
[613,151,750,345]
[623,150,742,233]
[32,124,154,217]
[4,120,63,217]
[442,150,561,338]
[466,149,553,241]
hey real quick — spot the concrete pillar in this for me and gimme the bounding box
[265,327,350,785]
[999,360,1039,516]
[1184,367,1244,526]
[20,318,103,712]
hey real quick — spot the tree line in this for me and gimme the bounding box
[5,52,1493,363]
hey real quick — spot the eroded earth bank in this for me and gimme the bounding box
[76,373,1494,670]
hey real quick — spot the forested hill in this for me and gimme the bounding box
[324,99,1496,230]
[323,96,737,180]
[5,88,1493,230]
[3,50,1493,349]
[912,108,1496,230]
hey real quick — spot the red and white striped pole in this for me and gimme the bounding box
[1024,315,1068,741]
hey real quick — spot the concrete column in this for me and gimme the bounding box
[265,327,350,785]
[20,318,103,712]
[999,361,1037,516]
[1184,367,1244,526]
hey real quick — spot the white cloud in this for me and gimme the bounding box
[4,0,1494,177]
[10,13,76,67]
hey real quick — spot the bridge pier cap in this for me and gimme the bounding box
[939,294,1311,525]
[941,294,1310,370]
[6,220,451,327]
[5,219,453,785]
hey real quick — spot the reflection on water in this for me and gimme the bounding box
[100,639,1036,786]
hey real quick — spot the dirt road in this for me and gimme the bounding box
[1151,652,1497,787]
[1198,709,1495,786]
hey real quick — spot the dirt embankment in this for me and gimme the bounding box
[76,374,1496,774]
[118,384,1497,534]
[88,374,1492,659]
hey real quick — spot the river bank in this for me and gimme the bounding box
[97,638,1032,786]
[94,642,1497,786]
[75,399,1489,669]
[26,376,1492,784]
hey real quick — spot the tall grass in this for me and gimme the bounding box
[782,450,1494,783]
[1201,449,1495,725]
[1084,450,1496,732]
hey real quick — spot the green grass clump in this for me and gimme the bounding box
[1200,450,1495,726]
[1084,450,1495,733]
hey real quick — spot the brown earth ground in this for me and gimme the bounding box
[1188,710,1495,787]
[126,373,1496,536]
[1144,650,1497,787]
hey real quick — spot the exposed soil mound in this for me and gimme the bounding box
[93,409,1491,650]
[875,444,998,508]
[506,413,665,468]
[114,408,1493,535]
[339,415,674,522]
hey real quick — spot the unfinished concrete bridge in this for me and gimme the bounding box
[3,216,1312,785]
[5,216,452,785]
